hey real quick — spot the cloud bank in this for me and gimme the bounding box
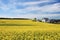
[0,0,60,19]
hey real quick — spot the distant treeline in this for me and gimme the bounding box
[0,18,30,20]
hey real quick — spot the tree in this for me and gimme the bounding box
[32,18,37,22]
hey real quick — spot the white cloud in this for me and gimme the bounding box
[21,3,60,12]
[0,0,59,12]
[23,1,47,5]
[0,0,16,11]
[21,0,56,5]
[16,14,60,19]
[1,13,60,19]
[22,14,60,19]
[0,0,60,19]
[39,3,60,12]
[41,0,57,2]
[0,1,9,11]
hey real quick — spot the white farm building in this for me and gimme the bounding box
[42,18,50,22]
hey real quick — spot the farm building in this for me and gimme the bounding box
[50,19,60,23]
[42,18,50,22]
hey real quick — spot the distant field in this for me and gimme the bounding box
[0,19,60,40]
[0,19,60,31]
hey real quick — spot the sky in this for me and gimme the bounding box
[0,0,60,19]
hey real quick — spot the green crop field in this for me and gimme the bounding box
[0,19,60,40]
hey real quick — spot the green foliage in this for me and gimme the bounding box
[32,18,37,22]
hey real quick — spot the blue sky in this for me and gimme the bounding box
[0,0,60,19]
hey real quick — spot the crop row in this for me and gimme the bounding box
[0,31,60,40]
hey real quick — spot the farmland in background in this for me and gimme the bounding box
[0,19,60,40]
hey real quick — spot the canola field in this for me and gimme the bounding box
[0,19,60,40]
